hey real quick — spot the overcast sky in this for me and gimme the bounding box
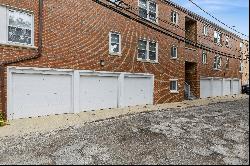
[170,0,249,40]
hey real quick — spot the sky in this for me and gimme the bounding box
[170,0,249,40]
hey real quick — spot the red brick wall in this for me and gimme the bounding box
[0,0,242,115]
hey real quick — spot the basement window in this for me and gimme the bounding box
[170,79,178,93]
[138,39,158,62]
[213,55,222,70]
[7,9,34,46]
[139,0,158,23]
[109,32,121,55]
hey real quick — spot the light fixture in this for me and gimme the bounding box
[100,60,105,66]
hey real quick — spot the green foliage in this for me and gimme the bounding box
[0,112,5,127]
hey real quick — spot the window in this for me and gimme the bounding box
[170,79,178,93]
[139,0,158,22]
[203,26,208,36]
[240,42,243,51]
[7,9,33,45]
[202,50,207,64]
[240,62,243,72]
[110,0,121,4]
[214,31,222,45]
[149,42,157,61]
[171,11,179,24]
[138,39,158,62]
[213,55,222,70]
[225,36,229,47]
[225,58,229,69]
[171,46,178,59]
[109,32,121,55]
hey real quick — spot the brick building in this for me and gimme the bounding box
[241,40,249,85]
[0,0,244,120]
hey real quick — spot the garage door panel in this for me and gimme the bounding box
[79,76,118,111]
[123,77,153,107]
[200,79,211,98]
[232,80,240,94]
[223,80,231,95]
[12,73,73,119]
[213,79,223,97]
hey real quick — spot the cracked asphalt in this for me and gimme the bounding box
[0,98,249,165]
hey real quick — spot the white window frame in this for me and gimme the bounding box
[225,36,229,47]
[213,55,222,70]
[138,0,158,23]
[225,58,230,69]
[239,61,243,73]
[202,50,207,64]
[137,38,158,63]
[240,42,243,51]
[170,79,178,93]
[203,26,208,36]
[109,32,122,55]
[214,31,222,45]
[171,10,179,25]
[171,45,178,59]
[7,8,34,46]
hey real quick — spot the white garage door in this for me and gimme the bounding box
[213,79,223,97]
[123,76,153,107]
[223,80,231,96]
[11,73,73,119]
[200,79,212,98]
[232,80,240,94]
[79,75,119,111]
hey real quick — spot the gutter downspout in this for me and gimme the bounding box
[0,0,43,120]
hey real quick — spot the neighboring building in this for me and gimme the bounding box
[0,0,243,120]
[241,40,249,85]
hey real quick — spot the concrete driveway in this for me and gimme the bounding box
[0,96,249,165]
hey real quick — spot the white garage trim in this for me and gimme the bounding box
[200,76,241,99]
[7,67,74,120]
[7,66,154,120]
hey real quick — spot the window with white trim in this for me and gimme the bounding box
[2,8,34,46]
[213,55,222,70]
[8,9,33,45]
[138,39,158,62]
[240,42,243,51]
[203,26,208,36]
[109,32,121,55]
[214,31,222,45]
[170,79,178,92]
[225,36,229,47]
[202,50,207,64]
[240,61,243,72]
[225,58,229,69]
[171,46,178,59]
[171,11,179,24]
[139,0,158,22]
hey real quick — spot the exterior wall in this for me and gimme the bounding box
[242,40,249,85]
[0,0,243,116]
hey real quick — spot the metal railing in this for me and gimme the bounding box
[184,82,191,99]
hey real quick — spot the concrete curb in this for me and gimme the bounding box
[0,94,248,138]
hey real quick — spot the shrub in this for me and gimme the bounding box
[0,112,5,127]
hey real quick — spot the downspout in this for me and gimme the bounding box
[0,0,44,120]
